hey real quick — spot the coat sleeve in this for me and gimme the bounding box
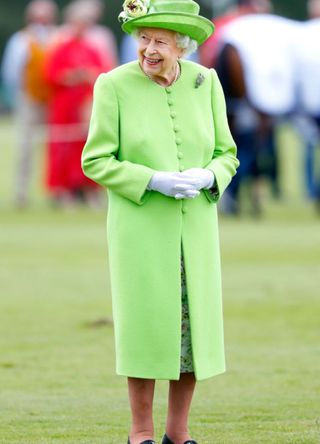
[81,73,155,205]
[203,69,239,203]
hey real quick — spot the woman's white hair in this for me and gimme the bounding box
[175,32,198,56]
[133,29,198,56]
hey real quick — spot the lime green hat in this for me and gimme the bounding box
[119,0,214,45]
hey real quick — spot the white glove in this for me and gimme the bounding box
[148,172,200,199]
[180,168,215,190]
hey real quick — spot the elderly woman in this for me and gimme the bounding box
[82,1,239,443]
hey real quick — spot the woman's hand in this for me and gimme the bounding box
[180,168,215,190]
[148,172,200,199]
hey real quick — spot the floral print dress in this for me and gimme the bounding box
[179,189,218,373]
[180,256,194,373]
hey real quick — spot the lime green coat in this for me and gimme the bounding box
[82,60,239,381]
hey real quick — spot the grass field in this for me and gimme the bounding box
[0,117,320,443]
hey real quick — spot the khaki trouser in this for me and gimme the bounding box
[15,92,46,205]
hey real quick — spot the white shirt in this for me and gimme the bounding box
[220,14,301,115]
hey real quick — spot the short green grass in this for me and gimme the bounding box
[1,117,320,443]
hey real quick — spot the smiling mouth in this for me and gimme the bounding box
[144,56,162,66]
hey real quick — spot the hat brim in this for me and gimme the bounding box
[122,12,214,45]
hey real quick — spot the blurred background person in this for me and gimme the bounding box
[200,0,272,69]
[83,0,119,70]
[201,0,275,216]
[44,0,108,208]
[56,0,118,70]
[292,0,320,211]
[211,10,297,216]
[1,0,57,208]
[200,0,276,215]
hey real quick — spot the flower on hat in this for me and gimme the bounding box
[118,0,150,23]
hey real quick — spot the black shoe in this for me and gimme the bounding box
[161,435,174,444]
[127,439,156,444]
[162,434,198,444]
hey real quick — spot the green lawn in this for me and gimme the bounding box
[0,117,320,443]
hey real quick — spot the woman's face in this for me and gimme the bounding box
[137,27,185,83]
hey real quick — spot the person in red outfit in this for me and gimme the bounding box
[44,1,110,206]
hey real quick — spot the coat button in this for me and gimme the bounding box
[173,125,180,132]
[166,87,172,93]
[167,98,174,106]
[177,152,183,159]
[170,111,177,118]
[176,138,182,145]
[179,165,185,171]
[182,206,187,214]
